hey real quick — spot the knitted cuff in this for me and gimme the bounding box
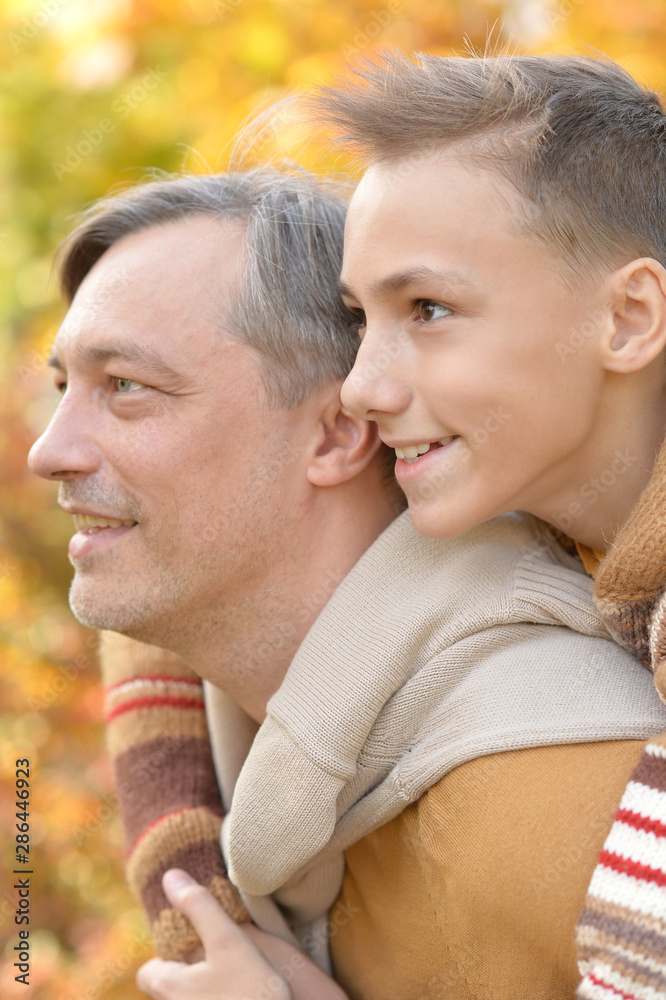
[575,731,666,998]
[127,807,249,960]
[100,632,249,960]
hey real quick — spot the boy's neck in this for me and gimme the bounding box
[543,386,665,554]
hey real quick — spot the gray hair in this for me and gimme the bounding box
[58,168,358,407]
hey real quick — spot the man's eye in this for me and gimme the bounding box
[113,377,146,394]
[416,300,452,322]
[56,380,67,394]
[348,308,366,338]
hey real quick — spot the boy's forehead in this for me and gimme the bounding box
[348,151,521,230]
[342,154,530,296]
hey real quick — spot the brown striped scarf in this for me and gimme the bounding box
[101,635,248,959]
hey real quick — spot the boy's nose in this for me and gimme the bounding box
[341,330,412,421]
[28,395,101,482]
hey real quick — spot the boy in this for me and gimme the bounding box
[321,51,666,999]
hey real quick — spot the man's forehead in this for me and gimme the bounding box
[51,216,248,367]
[84,215,247,299]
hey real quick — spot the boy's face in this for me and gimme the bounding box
[340,151,611,538]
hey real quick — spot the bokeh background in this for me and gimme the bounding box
[1,0,665,997]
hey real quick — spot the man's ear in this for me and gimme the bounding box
[306,388,382,488]
[603,258,666,372]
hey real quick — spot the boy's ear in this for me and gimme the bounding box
[307,386,382,488]
[603,258,666,372]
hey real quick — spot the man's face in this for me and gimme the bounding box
[29,217,307,646]
[340,152,610,538]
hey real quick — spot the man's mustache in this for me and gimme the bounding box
[58,482,141,522]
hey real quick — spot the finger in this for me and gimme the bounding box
[161,869,253,956]
[244,925,308,969]
[136,956,190,998]
[243,928,349,1000]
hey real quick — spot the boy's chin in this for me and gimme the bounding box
[406,497,496,540]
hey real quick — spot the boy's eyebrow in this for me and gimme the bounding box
[47,343,182,380]
[339,266,473,301]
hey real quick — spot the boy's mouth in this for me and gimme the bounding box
[394,436,457,464]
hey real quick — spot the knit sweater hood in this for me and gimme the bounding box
[204,510,666,967]
[593,436,666,683]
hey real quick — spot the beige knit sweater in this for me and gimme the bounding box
[205,511,666,968]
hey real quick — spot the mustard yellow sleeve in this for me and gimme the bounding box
[330,740,646,1000]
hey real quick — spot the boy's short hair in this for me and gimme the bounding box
[313,52,666,281]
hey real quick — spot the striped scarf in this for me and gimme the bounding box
[100,634,248,960]
[576,438,666,999]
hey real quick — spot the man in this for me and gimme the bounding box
[29,167,666,1000]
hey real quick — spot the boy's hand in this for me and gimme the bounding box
[136,870,349,1000]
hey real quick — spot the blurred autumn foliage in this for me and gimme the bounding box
[1,0,665,997]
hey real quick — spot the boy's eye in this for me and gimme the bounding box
[416,300,452,322]
[114,377,146,393]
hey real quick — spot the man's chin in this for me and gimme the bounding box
[68,581,140,635]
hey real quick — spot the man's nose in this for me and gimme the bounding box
[28,393,101,482]
[341,327,412,421]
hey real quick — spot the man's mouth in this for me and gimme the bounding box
[394,436,457,464]
[72,514,137,535]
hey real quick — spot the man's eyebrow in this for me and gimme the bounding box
[338,279,358,301]
[339,267,473,301]
[47,343,182,380]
